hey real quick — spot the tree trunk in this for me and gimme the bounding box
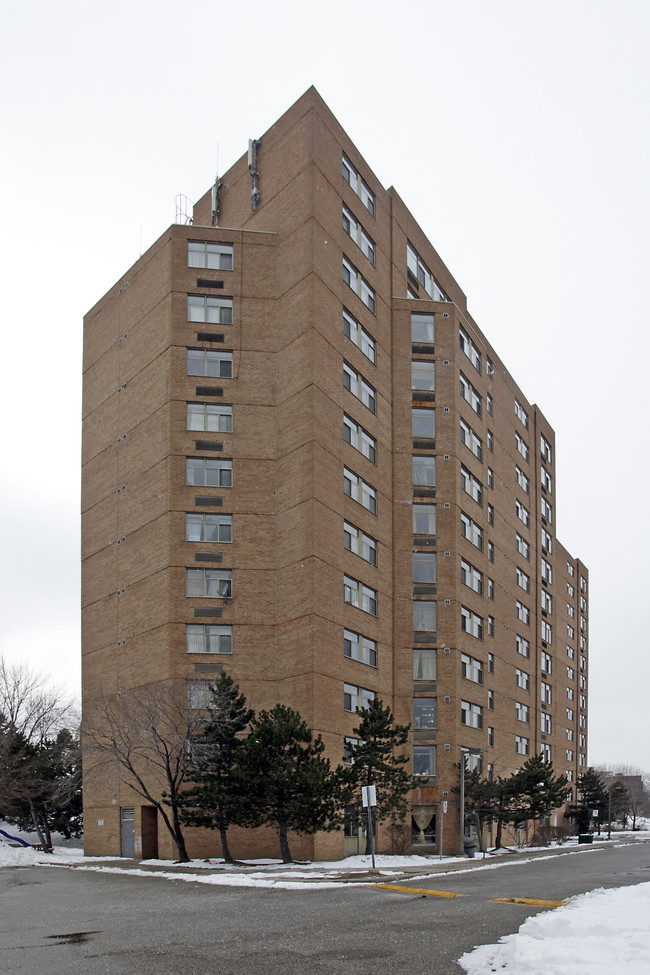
[494,815,504,850]
[171,804,190,862]
[28,799,51,852]
[219,827,234,864]
[279,823,292,863]
[40,810,53,853]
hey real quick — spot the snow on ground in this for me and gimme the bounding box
[459,881,650,975]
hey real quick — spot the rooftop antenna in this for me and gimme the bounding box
[248,138,260,211]
[211,144,221,226]
[175,194,193,225]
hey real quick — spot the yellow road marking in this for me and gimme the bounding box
[369,884,468,898]
[489,897,564,908]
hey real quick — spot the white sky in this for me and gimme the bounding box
[1,0,648,771]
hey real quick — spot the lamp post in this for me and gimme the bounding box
[459,746,483,856]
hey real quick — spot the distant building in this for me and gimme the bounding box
[81,87,589,859]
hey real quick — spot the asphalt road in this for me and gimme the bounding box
[1,839,649,975]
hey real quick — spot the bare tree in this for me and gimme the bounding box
[0,657,75,851]
[83,682,209,862]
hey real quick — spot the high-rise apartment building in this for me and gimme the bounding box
[81,88,588,860]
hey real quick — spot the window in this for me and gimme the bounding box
[488,690,494,710]
[566,749,574,762]
[411,311,435,344]
[541,466,553,492]
[567,666,575,681]
[344,575,377,615]
[488,726,494,747]
[515,466,530,494]
[566,727,574,741]
[486,393,493,416]
[567,581,575,597]
[187,294,233,324]
[412,407,436,439]
[487,467,494,489]
[407,242,448,300]
[488,504,494,526]
[516,533,530,560]
[567,686,575,701]
[540,434,552,463]
[488,615,495,637]
[461,653,483,684]
[580,575,588,593]
[487,430,493,452]
[541,712,552,734]
[514,398,529,429]
[186,513,232,543]
[413,745,436,776]
[187,348,233,378]
[541,527,553,552]
[413,551,437,583]
[516,668,530,690]
[344,362,376,413]
[460,466,483,505]
[412,455,436,486]
[488,578,494,599]
[412,360,436,391]
[187,679,212,709]
[568,645,575,659]
[516,634,530,657]
[413,698,437,729]
[344,467,377,514]
[488,541,494,563]
[342,204,375,265]
[186,568,232,598]
[541,650,553,673]
[541,590,553,613]
[516,567,531,592]
[567,624,575,638]
[516,601,530,625]
[344,683,376,712]
[459,326,481,373]
[541,682,552,704]
[516,736,530,755]
[516,499,530,526]
[541,620,553,643]
[344,629,377,667]
[461,700,483,729]
[188,240,233,270]
[344,414,376,463]
[567,561,575,577]
[413,503,436,535]
[580,595,587,612]
[541,498,553,523]
[461,606,484,639]
[486,356,494,378]
[414,647,437,680]
[515,432,529,461]
[343,308,376,364]
[567,706,574,721]
[488,653,495,673]
[541,558,553,584]
[343,256,375,313]
[413,601,437,632]
[342,154,375,215]
[461,512,483,550]
[186,624,232,654]
[186,403,233,433]
[460,418,482,460]
[344,521,377,565]
[461,559,483,595]
[186,457,232,487]
[567,603,575,618]
[516,702,529,722]
[460,372,482,416]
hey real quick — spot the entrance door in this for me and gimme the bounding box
[121,807,135,858]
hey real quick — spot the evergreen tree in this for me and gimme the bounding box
[609,780,632,827]
[344,698,413,853]
[570,768,608,833]
[179,674,253,863]
[512,754,569,823]
[237,705,344,862]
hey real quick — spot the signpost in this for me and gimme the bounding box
[439,800,447,860]
[362,785,377,868]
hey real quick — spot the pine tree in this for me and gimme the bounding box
[179,674,253,863]
[570,767,608,833]
[344,698,413,853]
[237,705,344,863]
[513,754,569,823]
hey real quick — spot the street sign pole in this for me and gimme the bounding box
[439,800,447,860]
[362,785,377,869]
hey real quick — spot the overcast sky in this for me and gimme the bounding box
[1,0,648,773]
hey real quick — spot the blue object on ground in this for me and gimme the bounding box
[0,827,32,848]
